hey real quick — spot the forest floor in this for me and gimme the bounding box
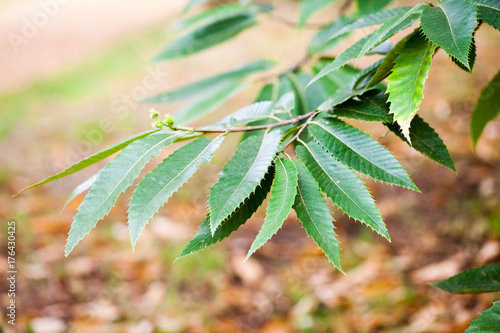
[1,0,500,332]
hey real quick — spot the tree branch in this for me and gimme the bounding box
[282,111,319,151]
[168,111,317,134]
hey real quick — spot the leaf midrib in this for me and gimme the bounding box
[197,14,256,46]
[82,133,181,225]
[360,5,422,58]
[268,159,290,225]
[302,143,381,229]
[410,126,443,158]
[335,105,389,120]
[212,133,267,225]
[327,7,412,42]
[436,4,467,63]
[296,180,338,260]
[476,3,500,12]
[408,42,433,114]
[311,121,409,185]
[137,139,217,219]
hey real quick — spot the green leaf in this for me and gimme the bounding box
[474,0,500,31]
[308,11,419,90]
[299,0,336,29]
[351,90,455,171]
[432,263,500,294]
[357,4,426,61]
[308,15,356,55]
[272,74,295,103]
[176,4,258,33]
[247,158,298,258]
[288,72,310,116]
[295,71,329,112]
[256,83,275,101]
[309,117,418,190]
[275,92,295,112]
[183,0,210,13]
[308,32,378,87]
[63,174,97,210]
[239,77,292,142]
[209,130,282,233]
[420,0,477,69]
[312,59,359,95]
[296,141,389,240]
[142,60,276,104]
[65,132,182,255]
[358,89,391,109]
[351,58,384,90]
[16,130,158,195]
[465,301,500,332]
[154,13,257,61]
[387,116,456,172]
[367,40,394,55]
[356,0,393,16]
[318,7,412,49]
[240,86,279,142]
[128,136,224,248]
[178,167,275,259]
[367,29,420,88]
[450,27,477,73]
[208,101,274,129]
[317,86,376,111]
[174,81,248,125]
[292,159,343,272]
[386,32,436,141]
[471,69,500,147]
[332,99,393,122]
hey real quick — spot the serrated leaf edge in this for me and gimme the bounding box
[297,141,389,240]
[310,120,419,191]
[246,158,297,259]
[65,132,183,256]
[128,136,224,249]
[177,167,275,260]
[292,159,344,273]
[209,130,282,234]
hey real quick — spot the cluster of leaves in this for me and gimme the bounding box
[20,0,499,279]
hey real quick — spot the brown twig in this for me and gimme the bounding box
[169,111,316,134]
[282,111,319,151]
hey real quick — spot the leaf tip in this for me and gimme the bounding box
[305,75,321,90]
[209,220,218,236]
[243,253,252,262]
[64,243,74,257]
[130,235,138,253]
[399,120,412,145]
[385,233,392,243]
[174,253,184,262]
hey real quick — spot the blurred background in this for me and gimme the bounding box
[1,0,499,332]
